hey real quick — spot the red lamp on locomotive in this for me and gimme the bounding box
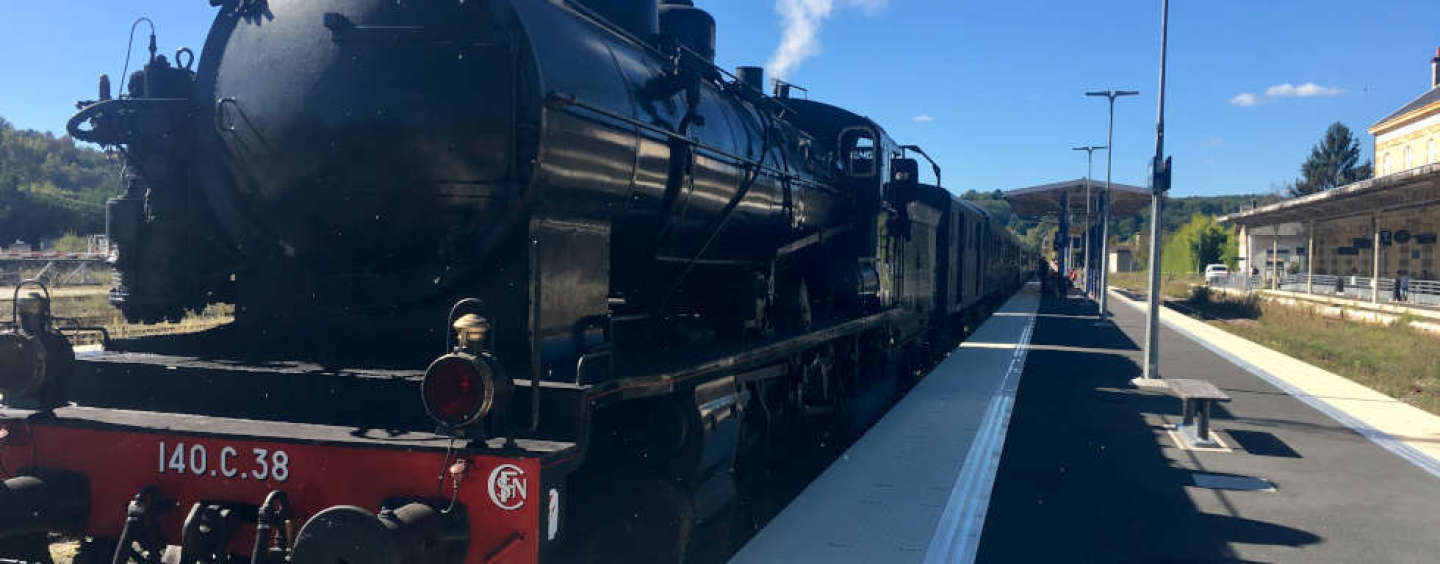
[422,301,514,442]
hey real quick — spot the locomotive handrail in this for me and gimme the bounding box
[51,317,112,349]
[66,98,190,145]
[546,91,811,188]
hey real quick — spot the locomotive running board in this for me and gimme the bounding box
[589,307,911,404]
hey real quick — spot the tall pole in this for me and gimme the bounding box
[1073,146,1108,297]
[1085,92,1137,319]
[1102,102,1114,317]
[1141,0,1170,380]
[1082,153,1094,294]
[1057,192,1070,291]
[1084,164,1091,295]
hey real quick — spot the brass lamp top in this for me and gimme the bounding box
[452,314,490,347]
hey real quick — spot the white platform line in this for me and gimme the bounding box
[1112,292,1440,480]
[923,302,1037,564]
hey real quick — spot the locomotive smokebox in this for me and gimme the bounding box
[194,0,529,308]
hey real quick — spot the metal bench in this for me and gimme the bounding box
[1167,379,1231,448]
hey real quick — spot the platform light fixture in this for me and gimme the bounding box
[1085,89,1139,321]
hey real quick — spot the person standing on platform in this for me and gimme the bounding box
[1037,258,1050,295]
[1049,258,1063,298]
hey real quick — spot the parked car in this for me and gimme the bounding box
[1204,264,1229,284]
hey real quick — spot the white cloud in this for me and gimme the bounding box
[1266,82,1344,98]
[1263,84,1294,97]
[913,114,934,124]
[1208,137,1224,146]
[1294,82,1344,97]
[1232,82,1343,107]
[1230,93,1258,106]
[766,0,891,80]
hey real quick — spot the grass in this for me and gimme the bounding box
[1,287,233,342]
[1107,271,1201,300]
[1181,288,1440,416]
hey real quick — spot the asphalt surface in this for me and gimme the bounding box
[975,291,1440,563]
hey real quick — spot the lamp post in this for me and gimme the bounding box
[1073,145,1108,296]
[1140,0,1173,380]
[1085,89,1138,320]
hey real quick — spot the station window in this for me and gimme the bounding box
[1429,138,1437,164]
[1404,146,1412,170]
[840,128,877,177]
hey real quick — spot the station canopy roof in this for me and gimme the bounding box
[1217,163,1440,227]
[1004,178,1154,233]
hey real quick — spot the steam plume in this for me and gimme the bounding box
[766,0,889,81]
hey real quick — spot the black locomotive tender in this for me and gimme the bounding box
[0,0,1033,561]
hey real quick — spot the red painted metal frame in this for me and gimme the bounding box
[0,420,543,563]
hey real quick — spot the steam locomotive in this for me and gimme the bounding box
[0,0,1033,562]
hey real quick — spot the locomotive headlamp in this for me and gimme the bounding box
[0,283,72,409]
[428,300,512,437]
[421,353,502,430]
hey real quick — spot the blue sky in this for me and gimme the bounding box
[3,0,1438,197]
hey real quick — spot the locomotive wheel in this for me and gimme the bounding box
[566,459,695,564]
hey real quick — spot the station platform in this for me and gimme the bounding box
[733,282,1440,563]
[732,283,1040,563]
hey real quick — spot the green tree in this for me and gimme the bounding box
[1287,122,1371,197]
[1106,194,1276,244]
[0,115,119,243]
[1161,215,1235,274]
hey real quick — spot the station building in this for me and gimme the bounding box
[1221,48,1440,300]
[1373,48,1440,176]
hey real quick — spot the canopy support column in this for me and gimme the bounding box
[1306,220,1315,294]
[1372,213,1382,304]
[1272,232,1279,290]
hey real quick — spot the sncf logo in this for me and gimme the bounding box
[488,464,527,510]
